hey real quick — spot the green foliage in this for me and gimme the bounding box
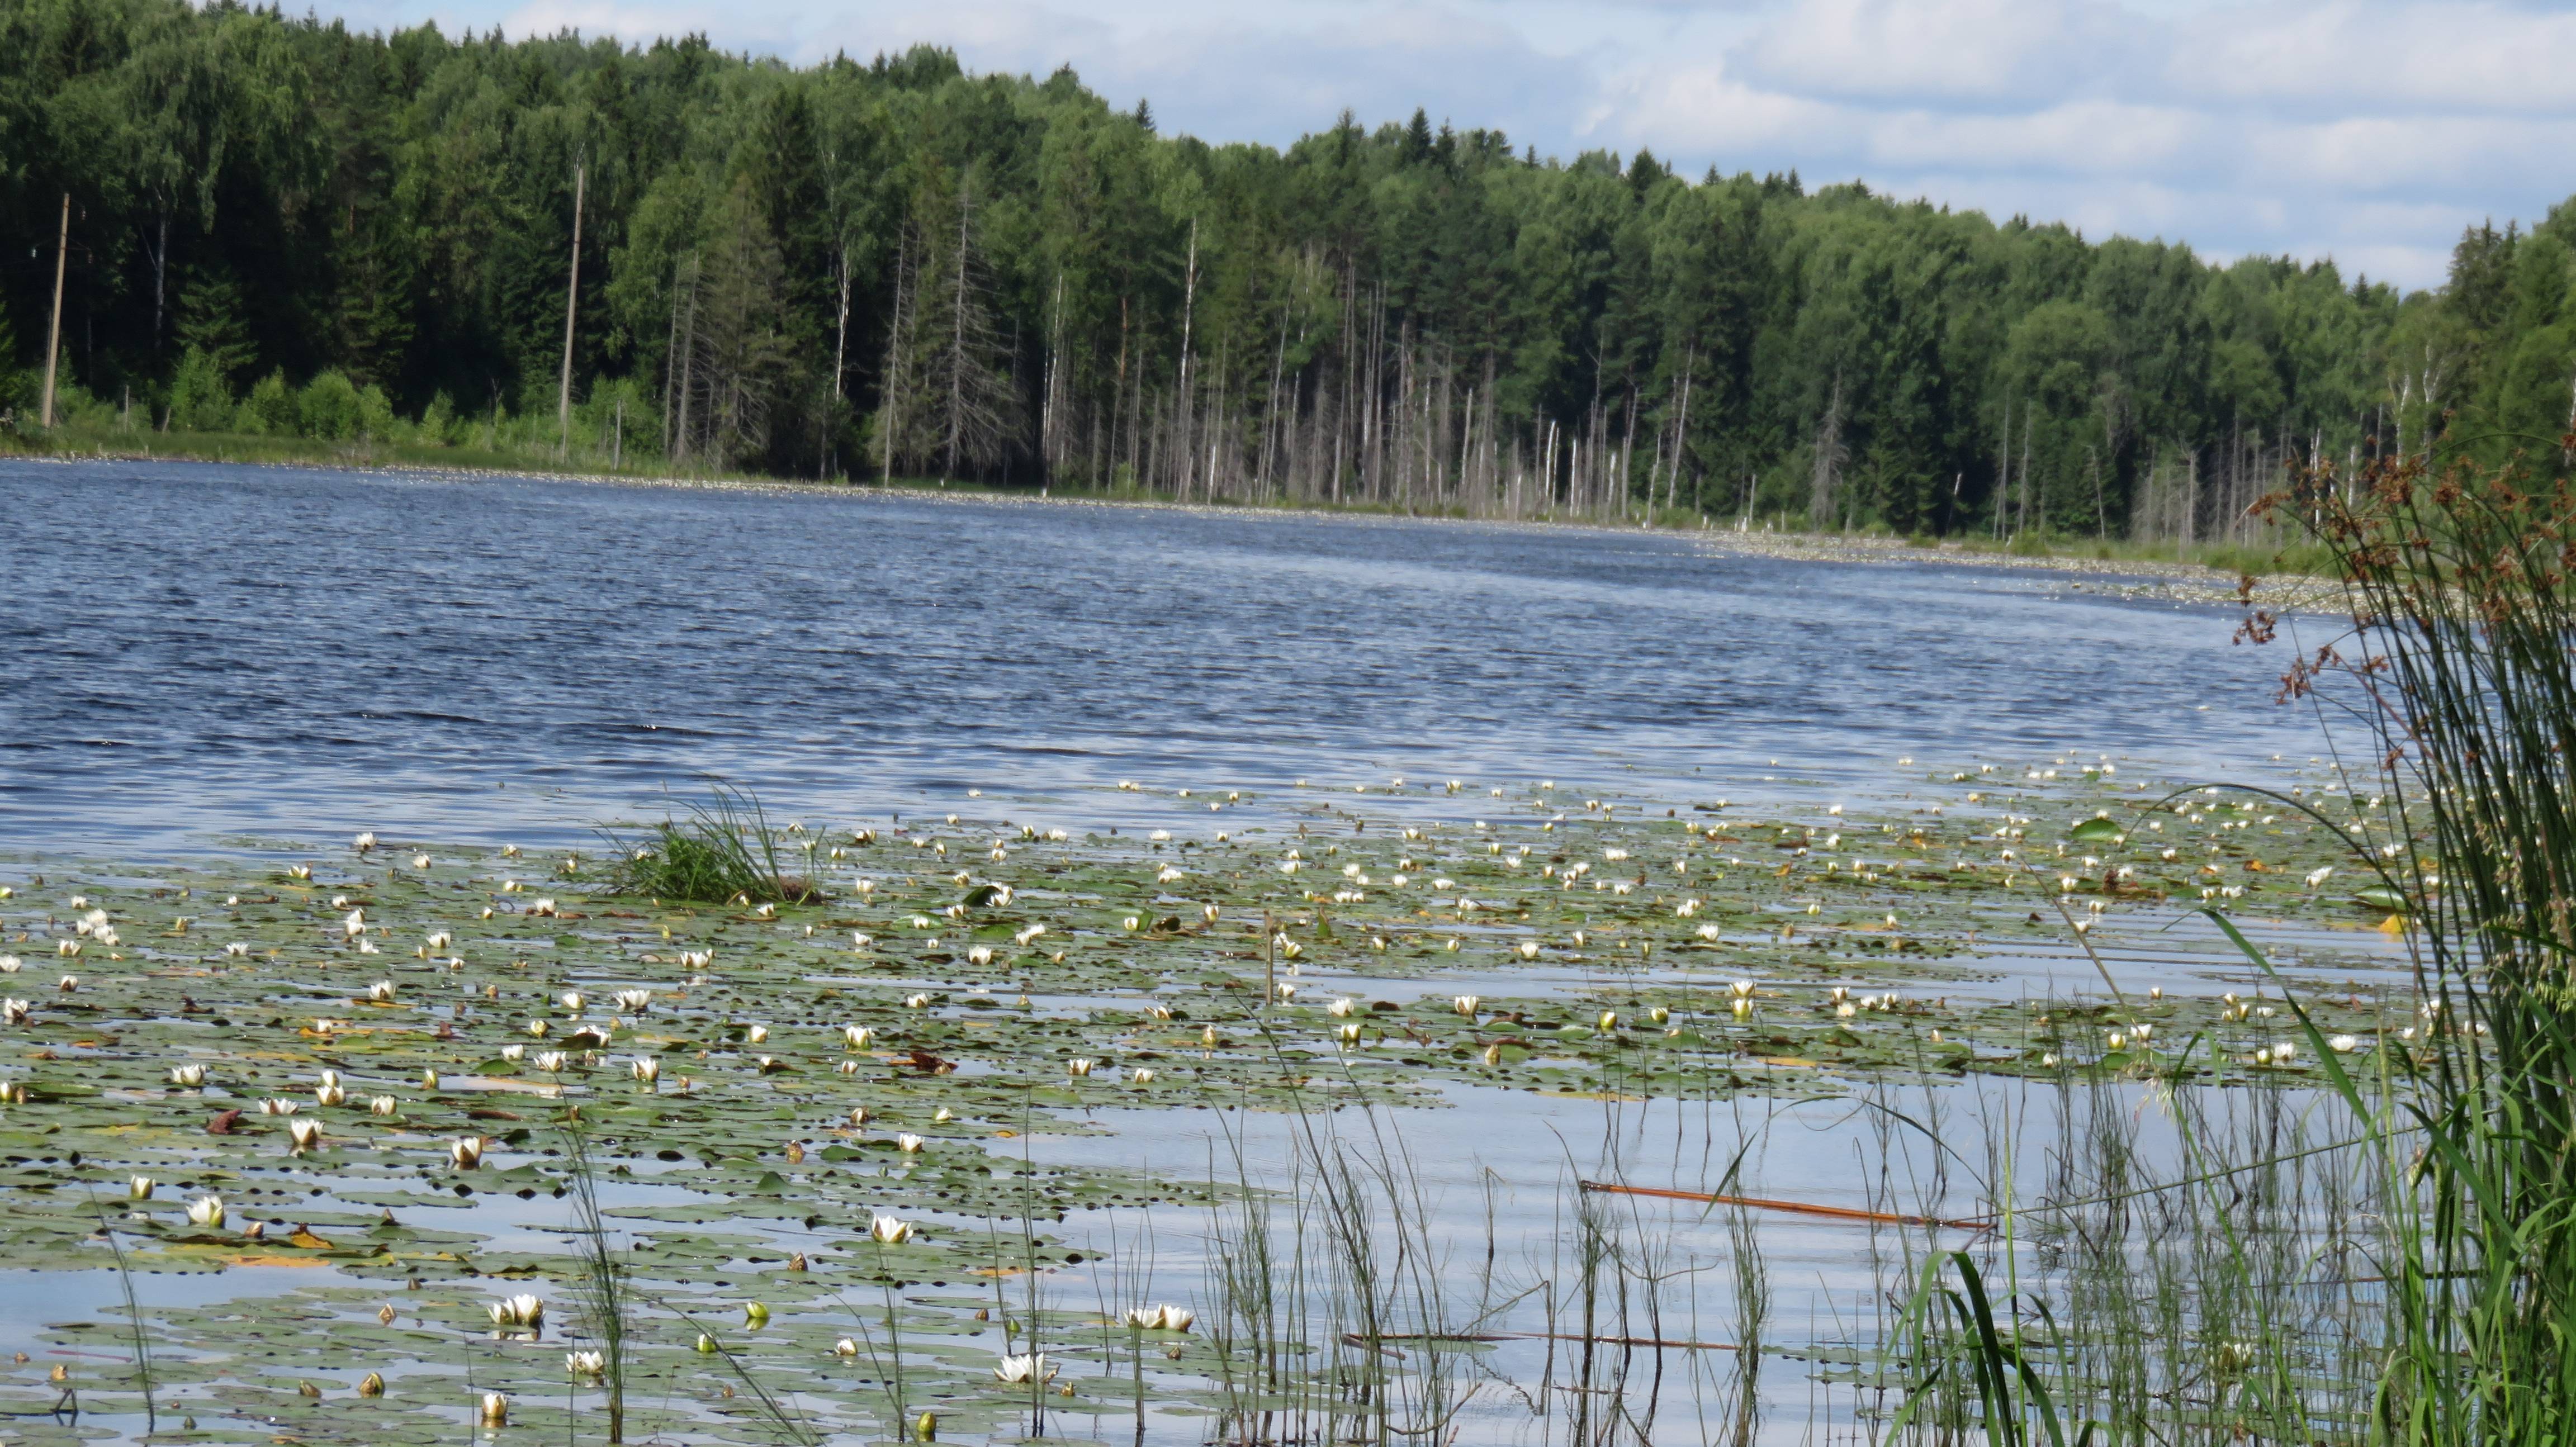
[166,346,234,430]
[242,369,294,434]
[0,0,2568,524]
[600,783,815,904]
[296,369,359,440]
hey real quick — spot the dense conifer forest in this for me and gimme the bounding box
[6,0,2573,534]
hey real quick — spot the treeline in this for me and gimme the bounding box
[6,0,2575,536]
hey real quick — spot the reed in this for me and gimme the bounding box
[600,780,814,904]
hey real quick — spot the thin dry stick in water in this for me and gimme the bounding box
[1576,1180,1994,1233]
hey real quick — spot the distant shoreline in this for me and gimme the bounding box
[8,441,2332,610]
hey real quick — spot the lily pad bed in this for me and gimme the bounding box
[0,760,2421,1440]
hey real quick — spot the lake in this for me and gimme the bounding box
[2,459,2323,855]
[0,459,2391,1446]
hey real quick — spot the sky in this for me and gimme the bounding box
[327,0,2576,291]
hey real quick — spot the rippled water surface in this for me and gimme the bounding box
[3,458,2321,852]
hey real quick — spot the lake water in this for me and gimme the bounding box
[1,459,2326,856]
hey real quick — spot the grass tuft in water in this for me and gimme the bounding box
[599,781,815,903]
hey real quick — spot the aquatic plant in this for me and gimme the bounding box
[600,781,815,904]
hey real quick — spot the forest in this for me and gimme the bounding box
[6,0,2575,537]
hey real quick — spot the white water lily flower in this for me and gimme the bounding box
[525,1019,548,1038]
[1453,995,1480,1017]
[967,945,994,967]
[1012,924,1046,946]
[534,1051,568,1072]
[906,993,931,1009]
[1131,1066,1156,1084]
[411,853,432,870]
[129,1176,154,1200]
[169,1062,206,1088]
[1517,940,1540,959]
[745,1024,768,1045]
[566,1350,604,1377]
[560,991,584,1013]
[933,1106,954,1123]
[844,1024,875,1050]
[993,1353,1057,1384]
[259,1097,300,1116]
[314,1071,346,1107]
[630,1056,660,1084]
[1338,1022,1362,1045]
[2306,866,2335,888]
[1067,1057,1097,1078]
[186,1195,226,1228]
[0,956,18,973]
[367,980,397,1002]
[870,1214,914,1244]
[488,1294,544,1330]
[1,998,29,1026]
[614,989,651,1012]
[1327,998,1356,1018]
[287,1118,323,1153]
[501,1043,527,1061]
[371,1095,398,1116]
[2329,1033,2361,1053]
[897,1133,925,1154]
[449,1136,485,1169]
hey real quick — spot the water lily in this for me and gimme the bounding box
[478,1392,509,1426]
[314,1070,347,1107]
[1517,940,1540,959]
[354,831,376,851]
[614,989,651,1012]
[358,1370,385,1397]
[449,1136,485,1169]
[933,1106,954,1123]
[169,1062,206,1088]
[288,1118,323,1153]
[742,1301,770,1328]
[966,945,994,966]
[1131,1066,1156,1084]
[488,1294,543,1330]
[525,1019,548,1038]
[631,1056,660,1083]
[2329,1033,2361,1053]
[371,1094,398,1116]
[1598,1010,1618,1031]
[367,979,397,1002]
[993,1353,1056,1384]
[2,999,28,1026]
[1338,1022,1362,1045]
[845,1024,875,1049]
[835,1337,861,1356]
[870,1214,914,1244]
[565,1350,605,1378]
[906,993,931,1009]
[534,1051,567,1072]
[259,1097,300,1115]
[1453,995,1480,1017]
[897,1133,925,1153]
[501,1043,526,1061]
[186,1195,225,1228]
[129,1176,154,1200]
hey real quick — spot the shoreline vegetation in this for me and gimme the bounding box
[6,4,2572,563]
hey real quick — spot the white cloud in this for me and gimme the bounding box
[351,0,2572,286]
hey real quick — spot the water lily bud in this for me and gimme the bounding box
[358,1371,385,1397]
[479,1392,509,1426]
[743,1301,770,1329]
[129,1176,153,1200]
[186,1195,225,1228]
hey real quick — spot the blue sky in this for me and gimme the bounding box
[324,0,2576,290]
